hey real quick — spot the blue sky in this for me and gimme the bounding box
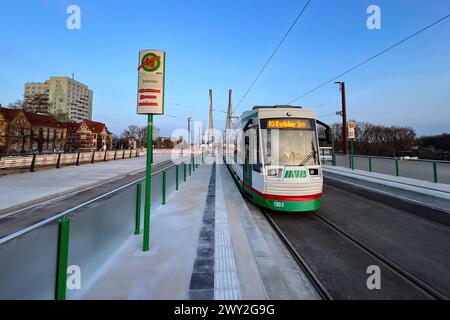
[0,0,449,136]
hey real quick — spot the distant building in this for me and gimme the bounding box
[0,107,67,154]
[63,119,112,152]
[24,76,93,122]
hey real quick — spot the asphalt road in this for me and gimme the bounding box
[267,177,450,299]
[0,160,172,238]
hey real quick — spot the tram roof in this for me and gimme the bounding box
[252,105,303,110]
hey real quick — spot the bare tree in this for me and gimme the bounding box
[24,93,50,114]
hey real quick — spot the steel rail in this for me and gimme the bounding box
[261,208,333,300]
[312,212,448,300]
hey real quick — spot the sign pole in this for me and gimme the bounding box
[143,114,153,251]
[350,138,355,170]
[347,121,356,170]
[137,49,165,252]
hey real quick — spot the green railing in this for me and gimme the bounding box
[0,152,208,300]
[332,154,450,184]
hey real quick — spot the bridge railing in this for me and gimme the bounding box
[0,152,207,300]
[332,154,450,184]
[0,149,146,172]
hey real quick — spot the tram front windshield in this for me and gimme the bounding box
[261,118,318,166]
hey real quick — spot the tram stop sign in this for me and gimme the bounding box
[137,49,165,114]
[348,121,356,139]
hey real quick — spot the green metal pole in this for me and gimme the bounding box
[369,157,372,172]
[176,165,179,190]
[395,158,399,177]
[162,170,166,205]
[332,154,336,166]
[189,163,192,176]
[184,162,186,181]
[192,155,195,172]
[55,218,70,300]
[433,162,438,183]
[143,114,153,252]
[350,139,355,170]
[134,183,142,235]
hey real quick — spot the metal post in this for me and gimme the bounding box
[176,165,179,190]
[114,150,117,160]
[55,218,70,300]
[30,154,37,172]
[135,183,142,235]
[433,162,438,183]
[76,152,80,166]
[332,154,336,166]
[184,163,186,181]
[395,159,399,177]
[340,82,348,155]
[162,170,166,205]
[350,139,355,170]
[104,150,107,162]
[56,152,62,169]
[189,163,192,176]
[192,155,195,172]
[369,157,372,172]
[143,114,153,252]
[91,151,95,164]
[122,149,125,159]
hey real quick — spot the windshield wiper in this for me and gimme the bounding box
[298,151,314,166]
[299,142,317,166]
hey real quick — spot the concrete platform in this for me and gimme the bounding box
[323,165,450,212]
[78,160,318,300]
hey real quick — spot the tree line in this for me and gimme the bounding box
[331,121,450,159]
[113,125,184,150]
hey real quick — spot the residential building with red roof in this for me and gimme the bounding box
[0,107,67,153]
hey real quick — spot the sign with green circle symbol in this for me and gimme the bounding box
[141,52,161,72]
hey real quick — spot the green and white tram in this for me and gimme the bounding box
[224,105,332,212]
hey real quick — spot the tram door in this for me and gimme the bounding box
[243,135,252,198]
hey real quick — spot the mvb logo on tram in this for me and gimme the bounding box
[284,170,308,179]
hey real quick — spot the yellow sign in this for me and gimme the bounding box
[267,119,309,129]
[348,121,356,139]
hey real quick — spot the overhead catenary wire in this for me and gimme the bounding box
[234,0,312,114]
[169,102,227,114]
[288,13,450,104]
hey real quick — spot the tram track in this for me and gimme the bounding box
[261,208,333,300]
[262,200,450,300]
[312,211,447,300]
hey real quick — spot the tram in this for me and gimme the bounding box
[224,105,332,212]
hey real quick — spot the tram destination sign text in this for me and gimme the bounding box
[264,118,312,129]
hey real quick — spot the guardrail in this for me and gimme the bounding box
[0,152,207,300]
[0,149,147,172]
[331,153,450,184]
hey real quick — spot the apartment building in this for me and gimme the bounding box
[24,76,93,122]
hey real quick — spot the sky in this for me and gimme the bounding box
[0,0,449,137]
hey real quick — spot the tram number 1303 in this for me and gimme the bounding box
[273,201,285,208]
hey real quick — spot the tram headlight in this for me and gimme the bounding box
[267,169,279,176]
[309,168,319,176]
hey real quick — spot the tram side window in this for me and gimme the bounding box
[234,137,238,164]
[253,127,262,172]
